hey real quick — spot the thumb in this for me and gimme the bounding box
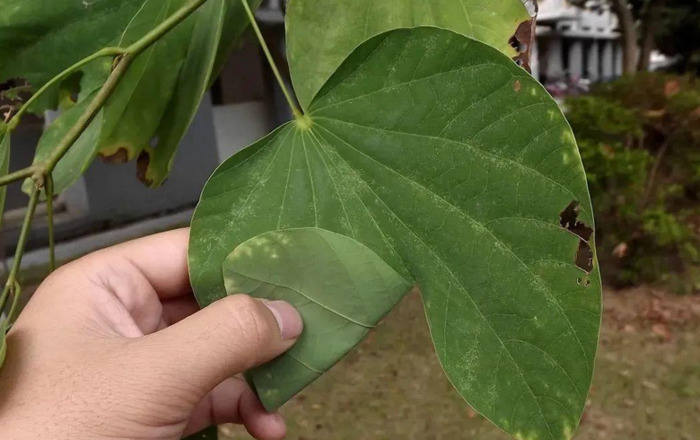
[126,295,303,397]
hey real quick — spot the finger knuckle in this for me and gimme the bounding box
[223,295,275,345]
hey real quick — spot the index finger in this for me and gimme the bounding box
[87,227,192,300]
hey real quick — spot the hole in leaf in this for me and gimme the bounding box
[560,200,594,273]
[559,201,593,241]
[509,19,535,73]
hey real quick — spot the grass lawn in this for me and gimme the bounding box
[221,287,700,440]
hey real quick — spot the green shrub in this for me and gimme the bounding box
[567,73,700,293]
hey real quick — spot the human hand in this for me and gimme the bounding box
[0,229,303,440]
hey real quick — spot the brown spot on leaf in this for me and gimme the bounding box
[560,200,594,273]
[136,150,154,187]
[99,147,129,164]
[513,79,522,92]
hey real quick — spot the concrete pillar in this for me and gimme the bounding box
[587,40,600,82]
[547,37,565,79]
[614,42,624,77]
[531,37,540,81]
[601,40,615,80]
[568,40,584,78]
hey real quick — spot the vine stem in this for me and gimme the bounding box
[0,0,211,319]
[0,186,39,320]
[240,0,303,120]
[45,175,55,272]
[0,166,42,187]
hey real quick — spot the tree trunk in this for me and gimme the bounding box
[638,0,666,71]
[610,0,639,74]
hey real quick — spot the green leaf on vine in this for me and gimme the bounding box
[1,0,261,188]
[138,0,261,187]
[224,228,412,411]
[0,123,10,228]
[190,27,600,440]
[21,93,104,196]
[286,0,533,111]
[99,0,262,187]
[97,0,195,165]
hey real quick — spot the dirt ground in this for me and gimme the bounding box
[221,287,700,440]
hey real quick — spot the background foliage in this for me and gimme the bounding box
[567,73,700,292]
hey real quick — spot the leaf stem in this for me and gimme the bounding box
[124,0,208,55]
[7,186,39,282]
[7,282,21,325]
[45,174,55,272]
[240,0,302,120]
[1,186,39,319]
[0,166,42,188]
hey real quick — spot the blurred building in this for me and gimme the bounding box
[533,0,623,83]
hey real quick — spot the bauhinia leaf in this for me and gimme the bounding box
[0,123,10,228]
[224,228,413,410]
[189,27,600,440]
[21,92,104,196]
[286,0,533,111]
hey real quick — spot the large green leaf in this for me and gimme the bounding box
[224,228,412,410]
[190,27,600,440]
[0,123,10,228]
[0,0,148,110]
[286,0,533,111]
